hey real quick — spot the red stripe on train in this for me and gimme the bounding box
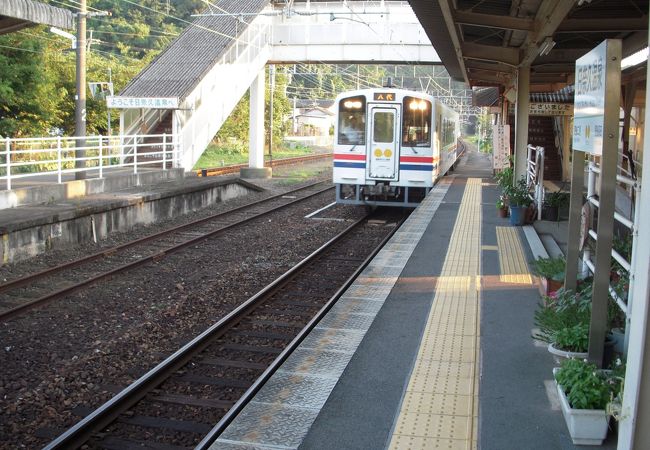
[400,156,440,163]
[333,153,366,161]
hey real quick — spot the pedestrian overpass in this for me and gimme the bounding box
[110,1,441,173]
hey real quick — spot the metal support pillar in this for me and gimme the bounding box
[587,40,621,368]
[617,27,650,449]
[243,69,271,179]
[564,152,585,291]
[513,65,530,182]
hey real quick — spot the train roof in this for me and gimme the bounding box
[334,88,430,101]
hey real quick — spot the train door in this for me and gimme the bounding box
[366,105,400,181]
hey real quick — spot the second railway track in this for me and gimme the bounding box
[43,208,406,449]
[0,181,332,322]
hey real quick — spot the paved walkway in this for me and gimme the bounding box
[208,149,618,449]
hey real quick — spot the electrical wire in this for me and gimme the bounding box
[116,0,237,41]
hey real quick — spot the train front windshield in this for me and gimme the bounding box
[338,96,366,145]
[402,96,432,147]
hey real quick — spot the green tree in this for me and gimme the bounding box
[0,34,53,137]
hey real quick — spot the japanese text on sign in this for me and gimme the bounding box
[572,40,616,155]
[107,97,179,109]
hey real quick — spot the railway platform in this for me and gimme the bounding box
[209,149,617,450]
[0,170,263,265]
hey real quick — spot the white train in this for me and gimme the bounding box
[333,88,462,207]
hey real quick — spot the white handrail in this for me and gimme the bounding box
[0,134,178,189]
[526,144,544,220]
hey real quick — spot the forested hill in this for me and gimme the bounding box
[0,0,389,141]
[0,0,206,137]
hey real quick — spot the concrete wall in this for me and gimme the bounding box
[0,179,258,264]
[0,169,185,210]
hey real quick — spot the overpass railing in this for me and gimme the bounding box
[1,134,178,190]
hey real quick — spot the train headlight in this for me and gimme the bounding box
[344,100,363,109]
[409,100,428,111]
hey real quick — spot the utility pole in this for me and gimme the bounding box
[75,0,87,180]
[107,68,112,136]
[268,65,275,166]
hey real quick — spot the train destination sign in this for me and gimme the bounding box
[373,92,395,101]
[107,96,179,109]
[572,40,618,154]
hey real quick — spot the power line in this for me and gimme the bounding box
[116,0,237,41]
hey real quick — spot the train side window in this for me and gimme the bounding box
[338,96,366,145]
[402,96,432,147]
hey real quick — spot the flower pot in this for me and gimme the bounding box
[509,205,527,226]
[553,368,609,445]
[543,205,559,221]
[609,328,625,354]
[497,206,508,218]
[548,343,588,361]
[538,277,563,296]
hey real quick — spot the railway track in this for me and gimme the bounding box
[0,181,333,322]
[196,153,332,177]
[43,209,405,450]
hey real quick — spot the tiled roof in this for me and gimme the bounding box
[119,0,269,100]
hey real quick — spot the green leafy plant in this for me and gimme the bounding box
[530,256,566,281]
[504,177,532,207]
[553,323,589,353]
[545,191,569,208]
[533,288,591,346]
[494,166,513,190]
[555,358,612,410]
[496,195,507,209]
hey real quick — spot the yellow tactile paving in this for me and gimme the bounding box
[496,227,533,284]
[388,179,482,450]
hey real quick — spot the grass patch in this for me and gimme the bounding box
[275,168,328,186]
[194,141,317,169]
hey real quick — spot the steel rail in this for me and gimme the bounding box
[43,212,386,450]
[0,183,333,322]
[195,214,404,449]
[0,180,327,296]
[196,153,332,177]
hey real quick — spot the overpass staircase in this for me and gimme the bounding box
[112,1,440,171]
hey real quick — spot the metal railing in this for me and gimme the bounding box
[526,144,545,220]
[1,134,178,190]
[583,159,641,353]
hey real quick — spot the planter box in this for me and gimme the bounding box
[538,277,563,297]
[553,368,609,445]
[548,343,588,361]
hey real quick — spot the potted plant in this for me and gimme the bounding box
[549,323,589,359]
[530,256,566,295]
[494,165,513,190]
[533,288,591,359]
[543,191,568,221]
[504,177,531,226]
[496,195,508,218]
[553,358,614,445]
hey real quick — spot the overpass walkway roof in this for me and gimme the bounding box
[0,0,73,34]
[119,0,268,100]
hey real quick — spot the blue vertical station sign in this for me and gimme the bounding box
[572,40,613,155]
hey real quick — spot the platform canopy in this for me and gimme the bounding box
[408,0,648,91]
[0,0,73,35]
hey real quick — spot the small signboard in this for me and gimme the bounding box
[492,124,511,170]
[107,96,179,109]
[529,102,572,116]
[373,92,395,101]
[572,40,620,154]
